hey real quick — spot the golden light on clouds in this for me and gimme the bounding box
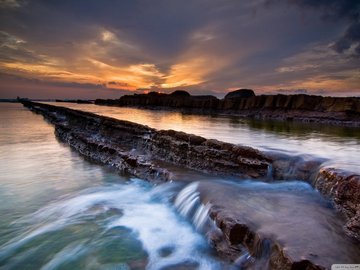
[0,27,228,93]
[1,10,359,99]
[101,30,116,42]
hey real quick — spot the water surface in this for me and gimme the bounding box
[45,102,360,173]
[0,103,224,270]
[1,103,359,269]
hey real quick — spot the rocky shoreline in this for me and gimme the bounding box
[95,90,360,127]
[22,101,360,269]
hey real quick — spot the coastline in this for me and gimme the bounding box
[21,100,360,269]
[95,91,360,127]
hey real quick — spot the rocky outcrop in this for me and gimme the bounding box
[22,101,360,268]
[96,91,220,110]
[197,180,360,269]
[22,101,271,181]
[95,92,360,126]
[209,212,325,270]
[169,90,191,97]
[314,167,360,241]
[224,89,255,99]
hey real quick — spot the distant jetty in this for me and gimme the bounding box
[55,99,93,104]
[95,89,360,126]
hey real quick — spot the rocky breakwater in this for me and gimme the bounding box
[96,89,360,126]
[22,101,360,268]
[22,101,271,181]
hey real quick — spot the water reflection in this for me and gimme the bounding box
[0,104,225,269]
[45,102,360,172]
[1,103,359,269]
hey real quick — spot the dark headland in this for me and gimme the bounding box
[95,89,360,127]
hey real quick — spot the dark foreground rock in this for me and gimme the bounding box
[22,101,360,268]
[198,181,359,270]
[95,91,360,127]
[314,167,360,241]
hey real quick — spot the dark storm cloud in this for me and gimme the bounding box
[0,31,46,63]
[0,0,359,98]
[269,0,360,56]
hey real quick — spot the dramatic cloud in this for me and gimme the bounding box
[0,0,359,98]
[269,0,360,57]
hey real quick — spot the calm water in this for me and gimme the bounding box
[1,103,359,269]
[45,102,360,173]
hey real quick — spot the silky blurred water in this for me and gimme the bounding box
[0,103,224,270]
[1,103,359,270]
[45,102,360,173]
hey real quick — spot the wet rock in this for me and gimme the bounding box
[23,101,360,268]
[23,101,271,180]
[209,210,325,270]
[158,246,175,257]
[272,154,323,181]
[314,167,360,241]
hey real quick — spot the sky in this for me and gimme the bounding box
[0,0,359,99]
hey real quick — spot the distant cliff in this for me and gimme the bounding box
[95,89,360,126]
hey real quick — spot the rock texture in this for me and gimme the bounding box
[314,167,360,241]
[22,101,360,268]
[95,91,360,126]
[22,101,271,181]
[209,211,325,270]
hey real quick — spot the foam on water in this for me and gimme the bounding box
[0,179,223,269]
[174,182,214,233]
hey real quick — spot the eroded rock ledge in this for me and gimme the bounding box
[23,101,360,269]
[95,90,360,127]
[23,101,271,181]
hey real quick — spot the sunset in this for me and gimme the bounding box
[1,0,359,99]
[0,1,360,269]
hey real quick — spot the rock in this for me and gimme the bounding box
[23,101,272,180]
[169,90,190,97]
[314,167,360,241]
[224,89,255,99]
[22,101,360,268]
[98,92,360,126]
[198,181,356,269]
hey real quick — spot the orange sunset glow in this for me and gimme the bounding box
[0,1,359,98]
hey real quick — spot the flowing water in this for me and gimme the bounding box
[44,102,360,173]
[0,104,225,270]
[1,103,360,269]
